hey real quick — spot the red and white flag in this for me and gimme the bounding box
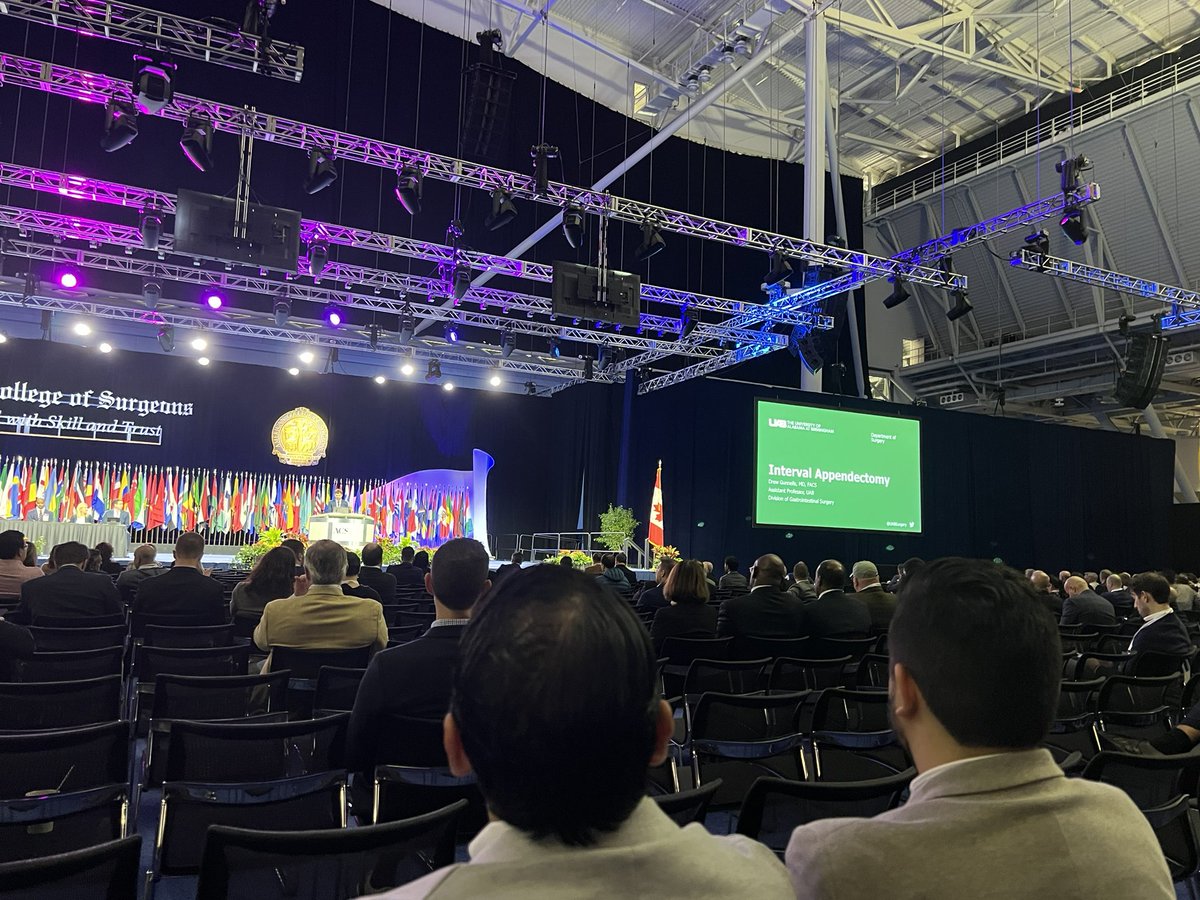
[648,461,664,547]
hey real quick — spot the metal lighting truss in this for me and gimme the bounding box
[0,162,822,327]
[1008,249,1200,325]
[0,0,304,81]
[0,289,576,379]
[0,52,963,290]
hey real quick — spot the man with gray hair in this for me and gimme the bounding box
[850,560,897,634]
[254,539,388,670]
[115,543,164,605]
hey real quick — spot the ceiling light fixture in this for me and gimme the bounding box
[304,147,338,194]
[883,277,910,309]
[298,349,315,364]
[395,166,423,214]
[373,374,386,385]
[100,100,138,152]
[562,205,585,249]
[197,356,211,366]
[98,342,113,354]
[324,305,343,328]
[426,359,442,380]
[72,321,91,336]
[762,250,792,287]
[179,117,214,172]
[132,56,174,114]
[157,325,175,352]
[204,292,224,310]
[273,295,291,327]
[307,240,330,277]
[636,220,666,261]
[190,336,207,351]
[142,280,162,309]
[485,187,518,230]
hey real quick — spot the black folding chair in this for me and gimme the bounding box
[0,722,130,799]
[12,646,124,683]
[0,676,124,730]
[854,653,890,690]
[651,779,722,826]
[26,625,126,652]
[1044,677,1104,762]
[194,801,466,900]
[732,636,811,662]
[1092,674,1182,752]
[133,644,252,730]
[0,785,128,863]
[269,647,372,719]
[805,636,876,662]
[1144,795,1200,885]
[736,771,914,858]
[31,615,124,629]
[161,714,349,784]
[314,667,368,714]
[143,624,237,648]
[659,636,733,695]
[0,835,140,898]
[810,689,911,781]
[395,612,435,630]
[231,615,261,641]
[387,624,425,647]
[130,612,223,640]
[766,656,852,693]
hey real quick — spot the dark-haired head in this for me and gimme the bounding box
[664,559,709,605]
[401,545,415,563]
[413,549,430,571]
[280,538,304,564]
[0,530,25,561]
[428,538,490,612]
[723,555,738,573]
[345,551,362,577]
[246,546,299,601]
[447,565,669,846]
[890,557,1059,755]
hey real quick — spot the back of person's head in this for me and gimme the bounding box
[22,542,36,566]
[851,560,879,584]
[1132,572,1171,607]
[451,566,658,845]
[815,559,847,591]
[724,555,739,573]
[175,531,205,562]
[793,561,810,582]
[54,541,89,569]
[615,552,627,565]
[656,558,676,582]
[345,551,362,578]
[512,551,525,564]
[891,558,1059,749]
[361,542,383,567]
[1099,568,1113,582]
[1063,575,1087,597]
[752,554,787,587]
[281,539,305,564]
[133,544,157,567]
[401,545,415,563]
[1176,574,1192,586]
[1030,570,1051,591]
[664,560,710,605]
[247,546,298,600]
[429,538,490,611]
[1105,573,1123,591]
[85,549,102,572]
[413,550,430,570]
[559,555,574,568]
[1084,571,1098,584]
[1120,571,1131,586]
[900,557,925,578]
[96,542,114,561]
[305,539,347,586]
[702,561,713,575]
[592,552,602,564]
[601,553,616,570]
[0,530,24,561]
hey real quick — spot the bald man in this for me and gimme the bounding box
[1029,570,1063,618]
[717,553,807,641]
[806,559,872,639]
[1061,575,1116,628]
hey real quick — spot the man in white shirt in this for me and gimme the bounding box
[785,557,1174,899]
[378,565,792,899]
[0,530,41,599]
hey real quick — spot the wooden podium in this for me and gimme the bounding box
[308,513,374,549]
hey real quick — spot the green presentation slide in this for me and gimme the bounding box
[754,400,922,533]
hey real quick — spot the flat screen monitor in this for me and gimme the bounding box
[174,189,301,273]
[551,262,641,329]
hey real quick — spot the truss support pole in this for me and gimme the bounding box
[1143,404,1199,503]
[825,98,865,398]
[801,13,828,394]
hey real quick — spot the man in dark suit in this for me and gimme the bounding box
[1128,572,1192,658]
[345,537,491,818]
[1061,576,1116,628]
[850,560,897,633]
[9,541,123,624]
[357,542,396,604]
[342,552,383,603]
[787,562,818,603]
[1101,573,1135,617]
[717,554,806,639]
[636,558,676,614]
[717,556,748,595]
[1029,571,1063,618]
[805,559,872,639]
[386,545,426,596]
[492,550,525,584]
[132,532,225,623]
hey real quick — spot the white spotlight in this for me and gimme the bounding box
[287,367,300,376]
[73,322,91,336]
[197,356,210,366]
[442,381,455,392]
[373,375,386,385]
[190,337,207,351]
[98,342,113,354]
[299,349,315,364]
[400,361,415,376]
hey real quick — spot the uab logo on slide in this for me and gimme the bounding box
[768,418,790,428]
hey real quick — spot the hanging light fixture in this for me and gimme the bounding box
[179,117,214,172]
[304,148,338,194]
[395,166,422,214]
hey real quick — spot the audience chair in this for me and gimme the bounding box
[143,623,237,648]
[161,714,349,784]
[659,636,733,695]
[733,636,811,662]
[809,688,911,781]
[130,612,225,640]
[854,653,890,690]
[27,625,126,653]
[1182,674,1200,718]
[12,646,124,683]
[147,770,347,899]
[1097,633,1134,654]
[387,624,425,647]
[134,644,252,729]
[0,835,140,899]
[194,801,466,900]
[688,691,809,809]
[1055,750,1086,775]
[0,676,124,730]
[766,656,852,694]
[313,667,368,714]
[872,633,890,655]
[672,658,772,761]
[1082,750,1200,812]
[0,722,130,800]
[1143,795,1200,886]
[1131,651,1193,679]
[0,784,128,864]
[31,614,124,629]
[1070,651,1135,681]
[651,779,722,827]
[1060,631,1101,655]
[395,611,435,630]
[269,646,372,718]
[230,615,261,641]
[1092,674,1182,752]
[1044,677,1104,763]
[736,771,914,859]
[804,636,876,663]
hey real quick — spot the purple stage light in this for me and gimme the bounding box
[58,270,79,289]
[324,305,343,327]
[205,292,223,310]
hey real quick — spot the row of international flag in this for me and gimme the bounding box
[0,456,478,544]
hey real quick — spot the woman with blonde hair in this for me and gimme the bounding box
[650,558,717,650]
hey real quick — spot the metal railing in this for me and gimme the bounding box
[516,532,648,569]
[867,54,1200,218]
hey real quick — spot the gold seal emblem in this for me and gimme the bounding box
[271,407,329,467]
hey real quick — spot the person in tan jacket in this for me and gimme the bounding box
[785,558,1174,900]
[254,539,387,670]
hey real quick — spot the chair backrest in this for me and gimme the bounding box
[396,611,435,630]
[854,653,890,689]
[373,715,450,768]
[130,612,222,639]
[230,615,260,640]
[1082,750,1200,810]
[13,646,125,683]
[651,779,722,826]
[156,771,346,878]
[732,636,811,661]
[0,784,127,864]
[1056,677,1105,719]
[143,623,237,648]
[194,801,467,900]
[135,644,251,681]
[682,658,769,699]
[163,713,350,783]
[1097,633,1134,654]
[810,689,908,781]
[736,771,914,856]
[1143,794,1200,884]
[660,636,733,667]
[313,667,368,713]
[387,624,425,646]
[0,721,130,799]
[1131,651,1191,678]
[1060,631,1100,654]
[0,835,141,898]
[31,615,124,629]
[152,671,291,722]
[0,676,123,731]
[806,636,876,662]
[269,646,371,680]
[811,688,892,733]
[767,656,852,693]
[27,625,127,652]
[1096,674,1181,714]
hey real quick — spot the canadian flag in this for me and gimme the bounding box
[648,461,664,547]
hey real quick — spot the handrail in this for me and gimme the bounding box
[520,532,647,568]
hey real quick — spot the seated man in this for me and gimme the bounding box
[9,541,122,624]
[787,561,817,603]
[1127,572,1191,657]
[0,530,42,600]
[358,542,397,604]
[717,554,806,639]
[254,539,388,669]
[849,559,897,634]
[378,565,793,898]
[342,552,383,603]
[346,538,491,815]
[803,560,871,639]
[595,553,635,601]
[1028,570,1062,617]
[785,558,1173,899]
[635,558,675,614]
[717,555,748,595]
[115,543,165,606]
[133,532,225,623]
[94,542,124,576]
[1101,573,1135,617]
[492,550,525,584]
[387,545,427,595]
[1061,575,1116,627]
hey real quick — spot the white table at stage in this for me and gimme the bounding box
[0,519,130,557]
[307,513,374,549]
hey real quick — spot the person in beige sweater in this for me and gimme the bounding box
[254,539,387,671]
